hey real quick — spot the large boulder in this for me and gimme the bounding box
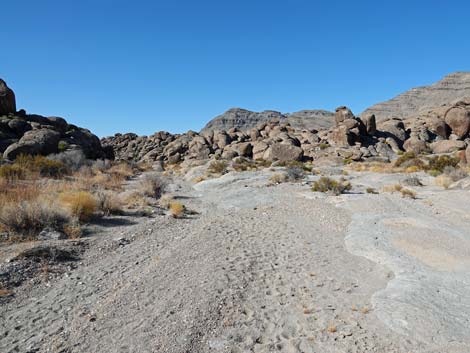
[0,79,16,115]
[444,106,470,138]
[334,106,354,126]
[430,140,466,154]
[361,113,377,135]
[263,143,303,162]
[403,137,429,154]
[3,129,61,160]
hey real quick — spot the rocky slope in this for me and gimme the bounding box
[362,72,470,122]
[0,79,108,160]
[200,108,334,133]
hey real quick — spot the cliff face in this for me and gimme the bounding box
[200,108,334,133]
[362,72,470,122]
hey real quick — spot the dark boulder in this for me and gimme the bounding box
[0,79,16,115]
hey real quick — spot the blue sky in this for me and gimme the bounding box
[2,0,469,137]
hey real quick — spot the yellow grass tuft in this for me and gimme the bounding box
[169,201,184,218]
[59,191,97,221]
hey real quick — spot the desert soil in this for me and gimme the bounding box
[1,168,470,353]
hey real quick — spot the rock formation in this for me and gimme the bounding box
[362,72,470,122]
[0,79,16,116]
[201,108,334,133]
[0,79,106,160]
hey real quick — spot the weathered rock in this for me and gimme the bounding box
[430,140,466,154]
[466,145,470,164]
[328,126,354,147]
[3,129,61,160]
[335,106,354,126]
[361,113,377,135]
[403,137,429,154]
[263,143,303,162]
[444,106,470,138]
[38,228,67,241]
[0,79,16,115]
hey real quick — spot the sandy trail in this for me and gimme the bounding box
[1,170,469,353]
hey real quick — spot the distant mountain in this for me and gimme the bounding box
[200,108,334,133]
[362,72,470,121]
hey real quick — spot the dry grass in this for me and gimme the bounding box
[208,160,228,174]
[122,192,151,209]
[327,325,337,333]
[366,187,378,194]
[400,188,417,199]
[382,184,403,193]
[139,173,166,199]
[269,173,288,185]
[0,158,140,241]
[434,175,453,189]
[312,177,352,195]
[169,201,184,218]
[0,288,13,297]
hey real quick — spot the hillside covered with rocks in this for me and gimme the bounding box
[0,79,109,161]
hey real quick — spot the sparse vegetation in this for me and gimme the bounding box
[382,184,403,193]
[312,177,352,195]
[59,191,97,222]
[400,188,417,199]
[269,173,288,185]
[286,166,304,181]
[139,173,166,199]
[208,160,228,174]
[169,201,184,218]
[366,187,378,194]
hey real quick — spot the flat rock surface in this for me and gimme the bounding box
[1,169,469,352]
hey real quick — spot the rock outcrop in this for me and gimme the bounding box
[201,108,334,133]
[0,79,16,116]
[362,72,470,122]
[0,79,106,160]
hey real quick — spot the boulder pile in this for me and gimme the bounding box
[0,79,107,160]
[103,99,470,166]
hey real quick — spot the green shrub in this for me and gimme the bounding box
[427,155,460,174]
[319,143,329,150]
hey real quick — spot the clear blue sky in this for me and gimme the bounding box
[2,0,469,137]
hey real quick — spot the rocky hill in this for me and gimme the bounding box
[200,108,334,133]
[362,72,470,122]
[0,79,108,161]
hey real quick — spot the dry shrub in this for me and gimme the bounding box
[208,160,228,174]
[158,194,174,209]
[123,192,150,209]
[95,190,123,215]
[382,184,403,193]
[59,191,97,221]
[400,188,417,199]
[286,166,304,181]
[269,173,288,185]
[434,175,453,189]
[402,176,423,186]
[443,166,467,181]
[63,222,82,239]
[312,177,351,195]
[427,155,460,174]
[0,198,71,238]
[139,173,166,199]
[192,175,206,183]
[169,201,184,218]
[109,163,134,179]
[366,187,378,194]
[0,164,27,180]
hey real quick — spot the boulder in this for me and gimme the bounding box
[378,119,407,144]
[361,113,377,135]
[328,126,354,146]
[403,137,429,154]
[232,142,253,158]
[263,143,303,162]
[3,129,61,160]
[0,79,16,115]
[466,145,470,164]
[444,107,470,138]
[334,106,354,126]
[430,140,466,154]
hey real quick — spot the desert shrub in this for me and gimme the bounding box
[394,152,426,170]
[123,191,150,209]
[435,175,453,189]
[286,166,304,181]
[91,159,112,173]
[269,173,288,184]
[0,199,71,238]
[442,166,467,181]
[57,141,68,152]
[319,143,329,150]
[232,158,255,172]
[254,159,272,168]
[382,184,403,193]
[49,150,88,172]
[402,176,423,186]
[427,155,460,174]
[109,163,134,179]
[208,160,228,174]
[169,201,184,218]
[32,156,68,178]
[139,173,166,199]
[59,191,97,222]
[400,188,417,199]
[95,190,123,216]
[0,164,27,180]
[312,177,352,195]
[366,187,378,194]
